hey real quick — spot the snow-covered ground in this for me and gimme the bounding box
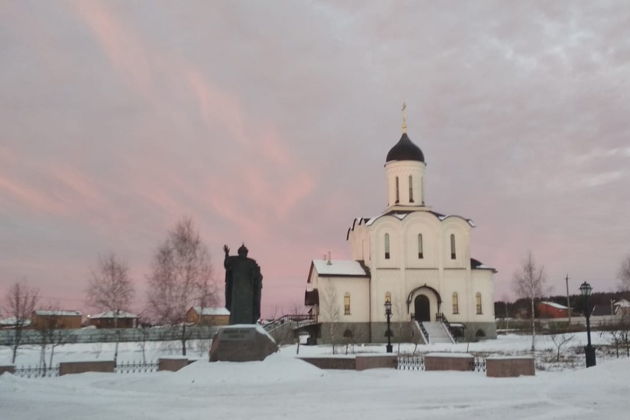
[1,333,628,419]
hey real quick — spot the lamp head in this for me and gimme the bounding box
[579,281,592,297]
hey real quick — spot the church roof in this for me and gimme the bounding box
[312,259,368,277]
[386,133,425,163]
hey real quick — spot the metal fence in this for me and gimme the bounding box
[115,361,159,374]
[396,355,487,372]
[14,365,59,378]
[11,361,159,378]
[0,325,219,346]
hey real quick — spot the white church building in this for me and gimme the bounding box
[305,120,496,343]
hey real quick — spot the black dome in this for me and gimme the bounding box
[386,133,425,163]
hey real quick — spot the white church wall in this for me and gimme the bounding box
[385,161,426,207]
[316,276,370,323]
[371,219,401,269]
[402,212,441,268]
[441,218,471,269]
[470,269,496,323]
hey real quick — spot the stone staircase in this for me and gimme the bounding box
[421,321,455,344]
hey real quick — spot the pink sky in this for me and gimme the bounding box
[1,1,630,317]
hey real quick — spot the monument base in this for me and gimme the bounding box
[209,325,278,362]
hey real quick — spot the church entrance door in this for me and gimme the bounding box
[414,295,431,322]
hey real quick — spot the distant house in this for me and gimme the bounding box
[613,299,630,316]
[185,307,230,326]
[537,301,569,318]
[31,310,82,329]
[87,311,138,328]
[0,317,31,329]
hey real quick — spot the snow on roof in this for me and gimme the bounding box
[34,310,81,317]
[192,307,230,316]
[312,259,368,277]
[89,310,138,319]
[614,299,630,307]
[0,317,31,326]
[540,301,568,310]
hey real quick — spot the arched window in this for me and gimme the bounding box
[417,233,423,259]
[344,293,351,315]
[452,292,459,314]
[385,291,391,304]
[384,233,390,259]
[395,177,400,203]
[409,175,414,203]
[476,292,482,315]
[450,234,456,260]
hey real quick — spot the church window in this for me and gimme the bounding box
[409,175,414,203]
[385,292,391,304]
[476,292,482,315]
[417,233,423,259]
[384,233,390,259]
[452,292,459,314]
[344,293,351,315]
[395,177,400,203]
[450,234,456,260]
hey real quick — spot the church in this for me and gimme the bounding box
[304,114,497,343]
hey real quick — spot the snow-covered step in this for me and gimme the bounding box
[422,321,454,344]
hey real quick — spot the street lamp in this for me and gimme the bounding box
[579,281,596,368]
[384,300,393,353]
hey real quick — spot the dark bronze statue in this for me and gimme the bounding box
[223,244,263,324]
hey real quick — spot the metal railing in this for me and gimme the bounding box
[397,355,487,372]
[115,361,159,374]
[14,365,59,378]
[0,325,219,346]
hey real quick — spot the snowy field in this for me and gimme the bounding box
[1,333,629,420]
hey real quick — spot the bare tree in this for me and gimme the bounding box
[3,281,39,364]
[547,324,575,362]
[513,252,546,352]
[319,283,340,354]
[618,255,630,291]
[86,254,135,363]
[392,296,408,354]
[35,307,72,374]
[146,218,216,356]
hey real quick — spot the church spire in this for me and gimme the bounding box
[401,102,408,133]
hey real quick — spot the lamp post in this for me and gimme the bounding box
[384,300,393,353]
[579,281,596,368]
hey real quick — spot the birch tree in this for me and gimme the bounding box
[619,255,630,291]
[513,252,546,352]
[146,218,216,356]
[319,283,340,354]
[3,281,39,364]
[86,254,135,363]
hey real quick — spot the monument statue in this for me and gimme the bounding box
[223,244,263,324]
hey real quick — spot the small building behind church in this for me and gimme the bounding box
[87,310,138,328]
[31,310,82,329]
[185,306,230,326]
[305,118,496,343]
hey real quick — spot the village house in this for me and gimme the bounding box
[537,301,569,318]
[185,306,230,326]
[87,311,138,328]
[31,310,82,329]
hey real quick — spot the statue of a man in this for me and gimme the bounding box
[224,244,262,324]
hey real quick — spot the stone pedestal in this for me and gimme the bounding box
[209,325,278,362]
[0,365,15,375]
[424,353,474,371]
[158,358,192,372]
[486,356,535,377]
[59,360,115,375]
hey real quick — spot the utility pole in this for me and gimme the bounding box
[565,274,571,324]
